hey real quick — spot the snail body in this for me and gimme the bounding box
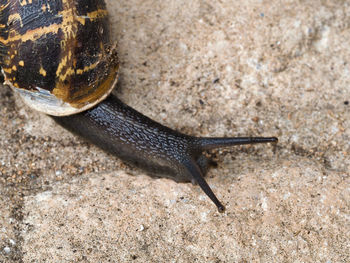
[0,0,277,212]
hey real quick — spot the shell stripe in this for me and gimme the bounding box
[0,22,61,44]
[0,10,108,44]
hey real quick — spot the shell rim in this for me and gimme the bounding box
[2,68,118,116]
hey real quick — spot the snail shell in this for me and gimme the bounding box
[0,0,118,116]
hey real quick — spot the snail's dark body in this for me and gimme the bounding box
[54,94,277,211]
[54,95,199,181]
[0,0,277,212]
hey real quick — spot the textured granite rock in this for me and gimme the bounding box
[0,0,349,262]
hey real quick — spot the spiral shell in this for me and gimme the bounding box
[0,0,118,116]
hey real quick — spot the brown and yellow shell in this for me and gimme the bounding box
[0,0,119,116]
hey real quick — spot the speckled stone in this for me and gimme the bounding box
[0,0,349,262]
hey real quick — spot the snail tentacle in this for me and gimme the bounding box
[196,136,278,150]
[179,158,225,212]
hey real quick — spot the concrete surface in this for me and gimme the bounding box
[0,0,349,262]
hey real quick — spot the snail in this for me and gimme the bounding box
[0,0,277,212]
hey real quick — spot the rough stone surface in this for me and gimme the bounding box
[0,0,349,262]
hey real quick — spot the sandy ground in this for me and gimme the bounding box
[0,0,349,262]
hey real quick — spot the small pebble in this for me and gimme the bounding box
[3,246,10,254]
[9,239,16,246]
